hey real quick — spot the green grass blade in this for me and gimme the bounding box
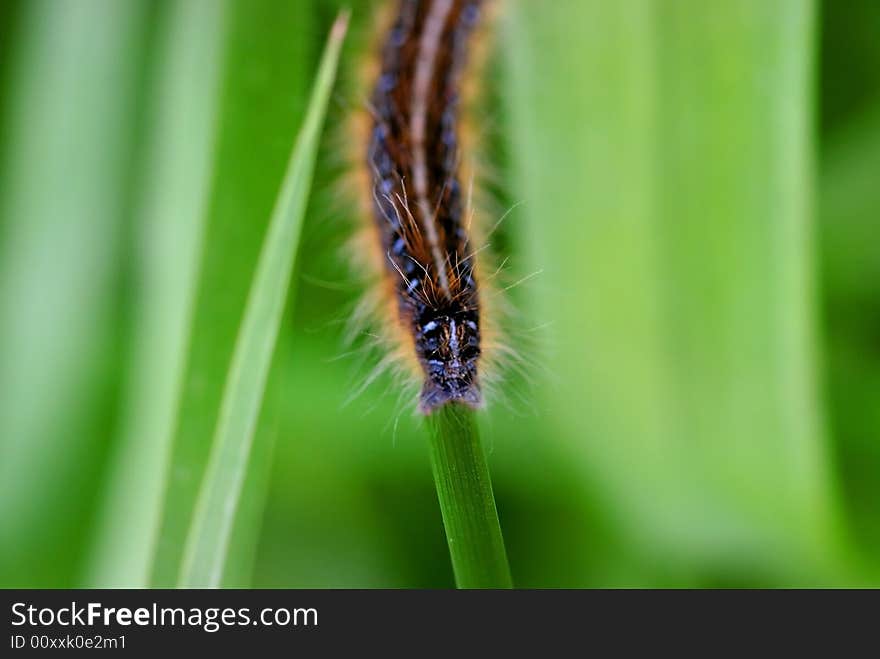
[178,12,348,588]
[85,0,229,588]
[427,406,512,588]
[149,0,318,587]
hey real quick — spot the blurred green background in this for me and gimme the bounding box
[0,0,877,588]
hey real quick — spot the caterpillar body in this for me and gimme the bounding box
[361,0,490,414]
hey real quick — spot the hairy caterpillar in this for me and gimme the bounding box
[353,0,494,415]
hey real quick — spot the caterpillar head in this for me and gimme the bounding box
[415,311,482,414]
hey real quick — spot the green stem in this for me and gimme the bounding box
[426,404,512,588]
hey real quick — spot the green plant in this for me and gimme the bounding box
[0,0,878,590]
[427,405,512,588]
[179,12,348,587]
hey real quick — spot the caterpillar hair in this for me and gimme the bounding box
[350,0,506,415]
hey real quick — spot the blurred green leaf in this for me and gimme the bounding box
[820,107,880,303]
[178,12,347,588]
[819,0,880,135]
[503,0,846,582]
[0,0,150,587]
[85,0,229,588]
[820,105,880,562]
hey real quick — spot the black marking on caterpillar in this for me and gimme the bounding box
[367,0,484,414]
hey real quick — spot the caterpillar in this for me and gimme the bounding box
[358,0,490,415]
